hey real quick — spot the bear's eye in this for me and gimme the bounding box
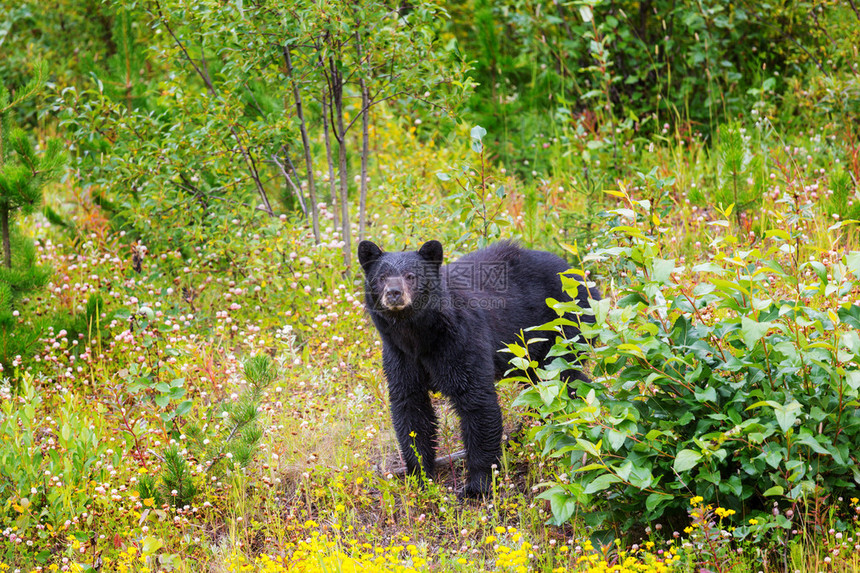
[404,272,416,282]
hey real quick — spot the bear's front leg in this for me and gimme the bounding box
[383,347,438,483]
[450,379,503,498]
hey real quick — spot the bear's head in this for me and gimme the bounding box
[357,240,443,316]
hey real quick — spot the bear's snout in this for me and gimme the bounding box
[382,277,412,310]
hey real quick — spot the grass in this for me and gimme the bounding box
[2,95,860,572]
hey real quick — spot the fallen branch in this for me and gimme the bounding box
[385,449,467,477]
[383,424,524,477]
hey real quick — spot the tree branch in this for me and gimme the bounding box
[284,43,320,242]
[845,0,860,23]
[270,151,308,216]
[153,0,274,215]
[343,90,448,134]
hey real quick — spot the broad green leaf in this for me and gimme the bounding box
[765,229,791,242]
[674,449,702,473]
[846,252,860,278]
[741,316,770,350]
[470,125,487,151]
[549,490,578,523]
[616,461,634,481]
[847,371,860,392]
[692,262,727,274]
[579,5,593,22]
[746,400,781,411]
[538,382,561,406]
[538,486,577,524]
[617,343,646,359]
[762,485,784,497]
[590,297,611,324]
[796,434,829,456]
[645,492,673,512]
[576,438,602,457]
[775,400,802,433]
[694,386,717,403]
[651,258,675,284]
[712,278,749,297]
[507,344,526,358]
[574,463,608,473]
[628,465,654,490]
[840,331,860,354]
[175,400,193,417]
[764,449,782,468]
[141,536,164,555]
[606,429,627,450]
[609,208,636,220]
[584,473,622,494]
[470,125,487,141]
[512,389,545,409]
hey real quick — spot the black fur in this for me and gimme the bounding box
[358,239,598,497]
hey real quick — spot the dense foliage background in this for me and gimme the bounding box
[1,0,859,570]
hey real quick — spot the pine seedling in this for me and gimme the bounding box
[136,446,200,508]
[185,354,277,476]
[716,121,761,227]
[142,354,276,506]
[828,167,859,220]
[136,473,164,507]
[160,445,199,508]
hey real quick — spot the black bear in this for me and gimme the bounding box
[358,239,599,497]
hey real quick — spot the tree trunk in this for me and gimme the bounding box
[0,107,10,270]
[358,88,369,242]
[322,93,339,229]
[330,57,351,269]
[355,31,370,242]
[271,151,307,216]
[1,205,11,269]
[284,45,320,243]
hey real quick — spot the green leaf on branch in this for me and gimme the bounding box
[674,449,702,473]
[741,316,771,350]
[762,485,784,497]
[584,473,622,494]
[645,492,674,512]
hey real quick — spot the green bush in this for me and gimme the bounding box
[0,377,109,542]
[514,187,860,534]
[450,0,860,174]
[57,0,472,269]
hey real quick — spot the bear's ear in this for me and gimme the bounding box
[357,240,383,273]
[418,240,443,264]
